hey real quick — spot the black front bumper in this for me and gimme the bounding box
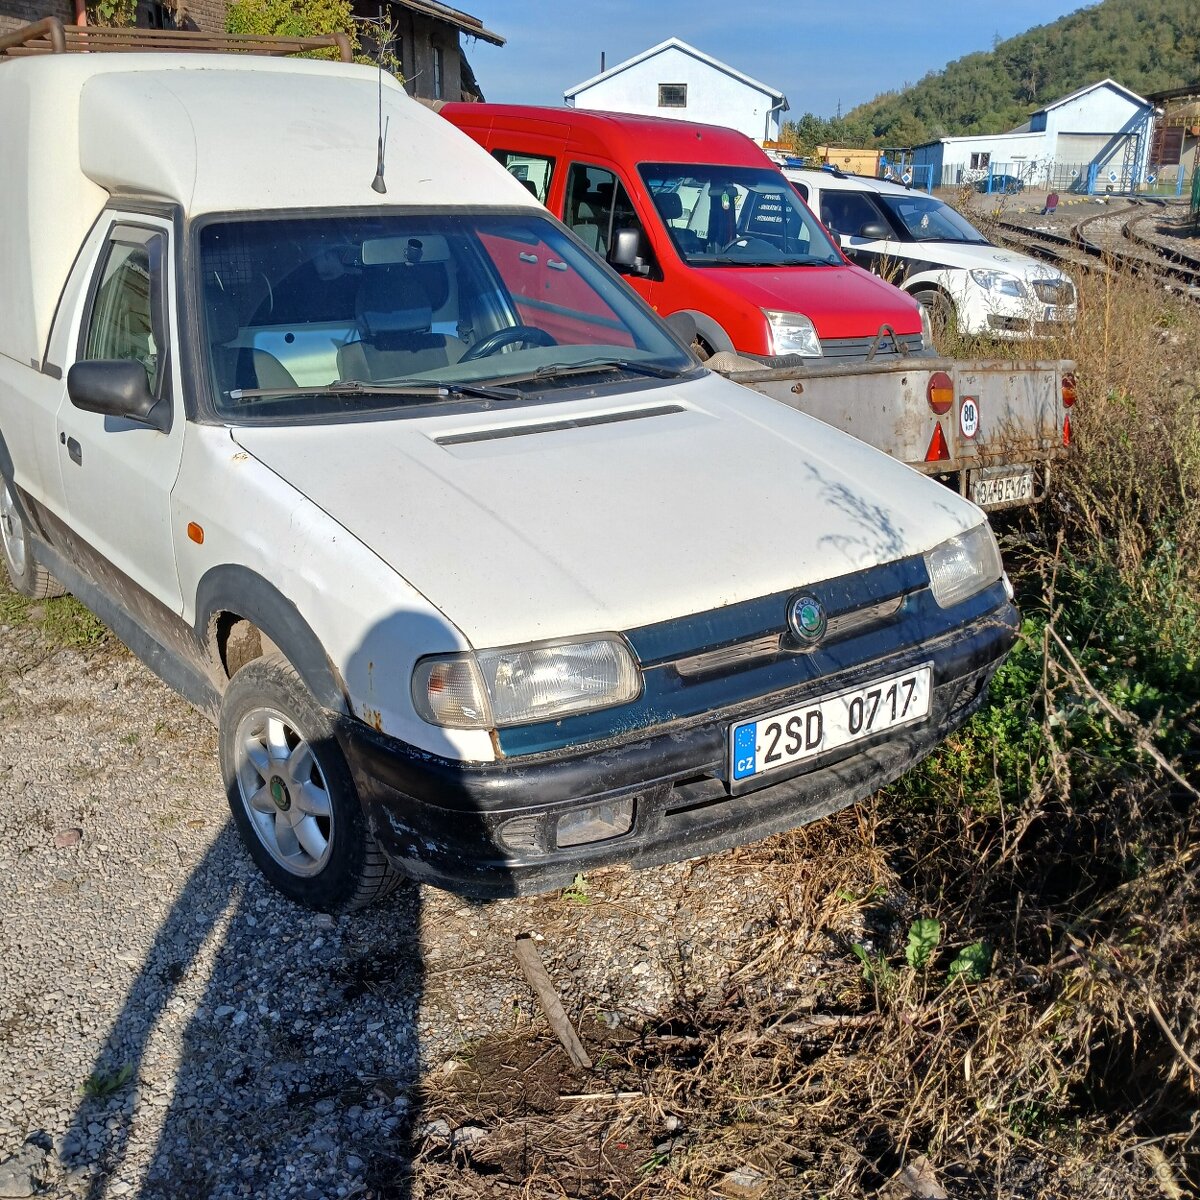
[339,601,1018,897]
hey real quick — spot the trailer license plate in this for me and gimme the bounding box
[730,665,932,782]
[970,467,1034,508]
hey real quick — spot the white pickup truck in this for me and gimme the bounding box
[0,35,1018,911]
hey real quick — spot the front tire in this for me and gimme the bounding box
[1,478,66,600]
[218,653,400,912]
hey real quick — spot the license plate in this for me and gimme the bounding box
[730,665,932,782]
[970,466,1035,508]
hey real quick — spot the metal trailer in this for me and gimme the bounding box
[712,353,1074,512]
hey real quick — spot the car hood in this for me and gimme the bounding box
[919,241,1071,281]
[696,263,923,338]
[232,372,979,649]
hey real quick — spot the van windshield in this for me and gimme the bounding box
[638,163,843,267]
[875,195,989,244]
[198,211,693,421]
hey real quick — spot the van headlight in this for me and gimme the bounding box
[412,635,642,729]
[762,309,822,357]
[924,523,1004,608]
[969,269,1027,299]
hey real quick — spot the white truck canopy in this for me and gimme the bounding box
[0,54,537,369]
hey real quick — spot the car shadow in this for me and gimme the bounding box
[63,818,430,1199]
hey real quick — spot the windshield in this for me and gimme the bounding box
[198,211,693,421]
[875,195,989,244]
[637,163,843,267]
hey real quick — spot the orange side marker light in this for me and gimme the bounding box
[187,522,204,545]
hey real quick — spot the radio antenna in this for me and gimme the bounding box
[371,42,388,194]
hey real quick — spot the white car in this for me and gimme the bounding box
[0,52,1018,910]
[784,168,1077,338]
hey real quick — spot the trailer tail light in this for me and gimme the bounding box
[1061,373,1076,407]
[925,424,950,462]
[927,371,954,415]
[1063,414,1072,447]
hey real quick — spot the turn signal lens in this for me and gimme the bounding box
[1063,413,1072,447]
[927,371,954,415]
[925,423,950,462]
[1061,372,1076,407]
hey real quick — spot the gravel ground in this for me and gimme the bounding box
[0,592,869,1199]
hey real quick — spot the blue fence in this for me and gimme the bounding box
[931,160,1195,198]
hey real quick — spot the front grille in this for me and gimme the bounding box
[1031,279,1075,305]
[673,595,907,680]
[819,333,925,361]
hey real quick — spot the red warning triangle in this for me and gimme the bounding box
[925,423,950,462]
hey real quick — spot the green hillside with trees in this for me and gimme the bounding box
[786,0,1198,151]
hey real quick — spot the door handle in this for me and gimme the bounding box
[66,437,82,465]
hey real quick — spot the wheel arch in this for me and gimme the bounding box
[194,564,348,714]
[675,310,734,356]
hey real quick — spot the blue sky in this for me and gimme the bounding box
[464,1,1092,117]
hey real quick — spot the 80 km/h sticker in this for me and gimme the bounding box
[959,396,980,439]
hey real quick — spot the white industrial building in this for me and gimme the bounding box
[911,79,1157,192]
[563,38,788,143]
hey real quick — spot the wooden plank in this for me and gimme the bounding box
[513,935,593,1071]
[3,20,352,61]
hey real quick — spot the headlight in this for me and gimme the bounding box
[762,309,822,357]
[924,522,1004,609]
[413,635,642,729]
[969,269,1027,299]
[919,302,935,350]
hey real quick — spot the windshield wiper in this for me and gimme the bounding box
[228,378,521,403]
[517,358,689,382]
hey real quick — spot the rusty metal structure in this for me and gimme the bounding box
[0,15,353,61]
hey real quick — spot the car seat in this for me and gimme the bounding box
[336,267,465,383]
[205,284,297,396]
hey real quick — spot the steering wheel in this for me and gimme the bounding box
[461,324,557,362]
[720,236,777,255]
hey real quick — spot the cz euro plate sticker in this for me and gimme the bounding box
[731,664,932,782]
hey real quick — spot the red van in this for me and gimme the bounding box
[439,104,929,362]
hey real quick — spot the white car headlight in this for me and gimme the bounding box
[919,302,935,350]
[413,635,642,729]
[969,269,1027,299]
[762,309,822,357]
[924,522,1004,609]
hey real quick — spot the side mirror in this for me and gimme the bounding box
[665,311,697,348]
[67,360,169,432]
[609,227,649,276]
[858,221,891,240]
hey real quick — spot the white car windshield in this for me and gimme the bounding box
[875,195,989,245]
[638,163,843,267]
[199,211,694,421]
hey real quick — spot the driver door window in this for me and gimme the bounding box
[563,163,654,275]
[83,236,166,394]
[818,191,884,240]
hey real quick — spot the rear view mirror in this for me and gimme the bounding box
[67,360,168,432]
[858,221,891,241]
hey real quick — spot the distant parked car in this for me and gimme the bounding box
[784,167,1076,339]
[976,174,1024,194]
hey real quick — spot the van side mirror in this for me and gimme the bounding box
[665,311,697,348]
[67,360,169,432]
[858,221,891,241]
[609,227,649,276]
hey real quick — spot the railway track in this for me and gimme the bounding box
[995,202,1200,301]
